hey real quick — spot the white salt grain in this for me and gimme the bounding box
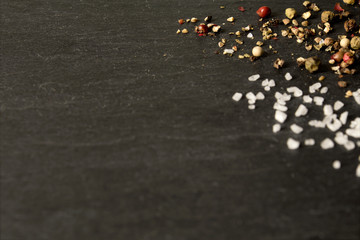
[320,87,328,94]
[248,99,256,105]
[332,160,341,170]
[287,138,300,150]
[246,92,256,100]
[290,124,303,134]
[264,86,271,91]
[334,132,348,145]
[340,111,348,125]
[320,138,335,150]
[248,74,260,81]
[232,92,243,102]
[273,102,288,112]
[327,119,342,132]
[346,129,360,138]
[261,79,269,86]
[247,33,254,39]
[309,82,322,93]
[295,104,308,117]
[303,95,313,103]
[313,96,324,106]
[268,79,275,87]
[333,101,344,111]
[284,72,293,81]
[304,138,315,146]
[256,92,265,100]
[287,86,303,97]
[356,164,360,177]
[344,140,355,151]
[323,105,333,116]
[223,49,234,55]
[353,89,360,105]
[272,123,281,133]
[275,110,287,123]
[248,104,256,110]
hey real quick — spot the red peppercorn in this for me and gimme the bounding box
[343,52,353,63]
[238,6,245,12]
[256,6,271,18]
[178,19,185,24]
[334,3,344,12]
[196,24,208,35]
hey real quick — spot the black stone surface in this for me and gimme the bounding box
[1,0,360,239]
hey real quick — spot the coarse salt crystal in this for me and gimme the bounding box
[344,140,355,151]
[248,104,256,110]
[248,74,260,81]
[248,99,256,105]
[287,86,303,97]
[223,49,234,55]
[304,138,315,146]
[268,80,275,87]
[232,92,243,102]
[327,119,342,132]
[323,105,333,116]
[346,129,360,138]
[334,132,348,145]
[284,72,292,81]
[332,160,341,170]
[320,87,328,94]
[309,82,322,93]
[303,95,313,103]
[295,104,308,117]
[273,102,288,112]
[356,164,360,177]
[256,92,265,100]
[290,124,303,134]
[247,33,254,39]
[246,92,256,100]
[320,138,335,150]
[272,123,281,133]
[353,90,360,105]
[261,79,268,86]
[333,101,344,111]
[275,110,287,123]
[264,86,271,91]
[287,138,300,150]
[340,111,348,125]
[313,96,324,106]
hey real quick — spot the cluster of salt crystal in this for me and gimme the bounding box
[334,132,356,151]
[248,74,260,82]
[246,91,265,109]
[261,79,275,91]
[284,72,292,81]
[346,118,360,138]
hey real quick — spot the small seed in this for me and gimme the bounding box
[190,17,198,23]
[283,19,290,25]
[181,29,189,34]
[227,17,235,22]
[338,81,347,88]
[256,41,264,46]
[218,42,224,48]
[302,11,311,20]
[319,76,325,81]
[176,29,181,34]
[285,8,296,19]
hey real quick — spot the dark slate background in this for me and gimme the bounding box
[1,0,360,239]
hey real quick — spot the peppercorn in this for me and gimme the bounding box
[305,56,321,73]
[343,52,354,64]
[350,36,360,49]
[321,11,334,23]
[334,3,345,11]
[178,19,185,24]
[252,46,264,57]
[338,81,347,88]
[256,6,271,18]
[340,38,350,48]
[285,8,296,19]
[196,23,208,35]
[332,51,345,62]
[344,19,357,32]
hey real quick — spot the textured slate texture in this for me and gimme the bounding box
[1,0,360,239]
